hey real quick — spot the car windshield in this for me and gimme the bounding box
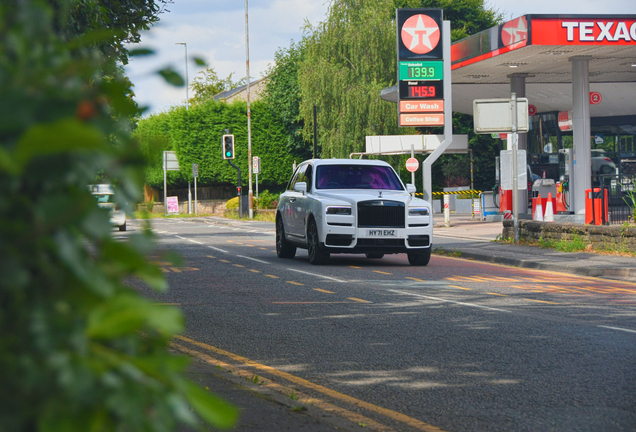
[93,194,114,204]
[315,165,403,190]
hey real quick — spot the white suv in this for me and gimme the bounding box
[275,159,433,265]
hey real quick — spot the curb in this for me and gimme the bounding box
[434,247,636,282]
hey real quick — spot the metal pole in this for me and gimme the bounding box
[313,105,317,159]
[163,152,167,216]
[470,149,475,220]
[245,0,253,219]
[188,182,192,214]
[411,144,415,192]
[175,43,188,109]
[194,177,197,215]
[511,92,519,243]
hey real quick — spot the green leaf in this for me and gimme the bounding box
[157,68,185,87]
[193,57,207,67]
[129,48,155,57]
[183,380,238,429]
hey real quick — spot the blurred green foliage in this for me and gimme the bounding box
[0,0,237,430]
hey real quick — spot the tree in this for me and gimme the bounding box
[0,1,236,430]
[262,40,313,160]
[189,67,245,105]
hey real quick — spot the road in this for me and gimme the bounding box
[121,218,636,432]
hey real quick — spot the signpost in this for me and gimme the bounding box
[473,95,530,243]
[192,163,198,215]
[163,151,180,216]
[396,8,453,201]
[252,156,261,200]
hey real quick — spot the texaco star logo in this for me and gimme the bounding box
[501,16,528,46]
[401,14,440,54]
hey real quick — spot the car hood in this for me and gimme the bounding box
[313,189,430,207]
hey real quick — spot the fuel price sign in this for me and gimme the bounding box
[399,61,443,81]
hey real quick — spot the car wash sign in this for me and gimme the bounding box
[397,9,445,127]
[531,16,636,45]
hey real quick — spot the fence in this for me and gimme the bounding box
[595,174,635,225]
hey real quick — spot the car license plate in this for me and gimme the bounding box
[367,229,396,237]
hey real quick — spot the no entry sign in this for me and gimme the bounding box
[406,157,420,172]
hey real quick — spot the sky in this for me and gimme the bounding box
[124,0,636,116]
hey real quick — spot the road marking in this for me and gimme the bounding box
[405,277,424,282]
[208,246,228,253]
[175,235,186,240]
[170,267,181,273]
[233,264,245,268]
[388,289,511,313]
[349,265,362,269]
[188,239,203,244]
[447,285,471,291]
[237,255,269,264]
[373,271,392,275]
[219,259,231,263]
[523,298,558,304]
[248,269,261,273]
[246,244,255,247]
[260,247,268,250]
[286,281,304,286]
[207,255,215,259]
[265,274,279,279]
[348,297,371,303]
[487,292,508,296]
[314,288,335,294]
[598,325,636,334]
[272,301,349,304]
[173,336,446,432]
[286,268,346,283]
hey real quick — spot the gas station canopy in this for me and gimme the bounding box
[383,14,636,117]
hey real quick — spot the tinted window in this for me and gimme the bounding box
[288,164,307,191]
[315,165,403,190]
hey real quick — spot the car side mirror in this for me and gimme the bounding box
[406,184,416,194]
[293,182,307,194]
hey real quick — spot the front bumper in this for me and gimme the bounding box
[322,224,432,254]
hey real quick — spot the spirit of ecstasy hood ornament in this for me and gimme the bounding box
[378,191,383,198]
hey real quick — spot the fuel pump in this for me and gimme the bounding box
[557,148,573,213]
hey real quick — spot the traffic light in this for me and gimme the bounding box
[222,134,235,160]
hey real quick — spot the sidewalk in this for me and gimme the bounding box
[433,213,636,282]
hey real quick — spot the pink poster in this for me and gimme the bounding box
[166,196,179,214]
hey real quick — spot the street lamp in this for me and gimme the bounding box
[175,42,188,109]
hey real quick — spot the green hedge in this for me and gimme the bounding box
[135,100,298,190]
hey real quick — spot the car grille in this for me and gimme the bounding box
[357,200,405,228]
[357,239,405,247]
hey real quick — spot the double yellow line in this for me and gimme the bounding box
[173,335,445,432]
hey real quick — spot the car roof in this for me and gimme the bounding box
[304,159,393,168]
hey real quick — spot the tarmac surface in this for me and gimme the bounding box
[150,213,635,431]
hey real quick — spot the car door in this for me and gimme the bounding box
[282,164,306,239]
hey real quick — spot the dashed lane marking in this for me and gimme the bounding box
[233,264,245,268]
[219,259,231,263]
[265,274,279,279]
[286,281,304,286]
[598,325,636,334]
[207,255,215,259]
[405,277,424,282]
[237,255,269,264]
[286,268,347,283]
[314,288,335,294]
[523,298,558,304]
[388,289,512,313]
[348,297,371,303]
[447,285,471,291]
[373,271,392,275]
[248,269,261,273]
[487,292,508,296]
[208,246,228,253]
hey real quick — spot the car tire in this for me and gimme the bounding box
[276,216,296,259]
[366,253,384,259]
[119,222,126,232]
[407,247,431,266]
[307,219,329,265]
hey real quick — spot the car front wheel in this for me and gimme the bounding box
[119,222,126,232]
[307,219,329,265]
[276,216,296,258]
[407,247,431,266]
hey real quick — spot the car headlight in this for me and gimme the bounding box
[409,207,429,216]
[326,206,352,215]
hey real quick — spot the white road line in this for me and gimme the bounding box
[237,255,270,264]
[175,235,186,240]
[387,289,512,313]
[286,268,347,283]
[598,325,636,334]
[208,246,229,253]
[188,239,203,244]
